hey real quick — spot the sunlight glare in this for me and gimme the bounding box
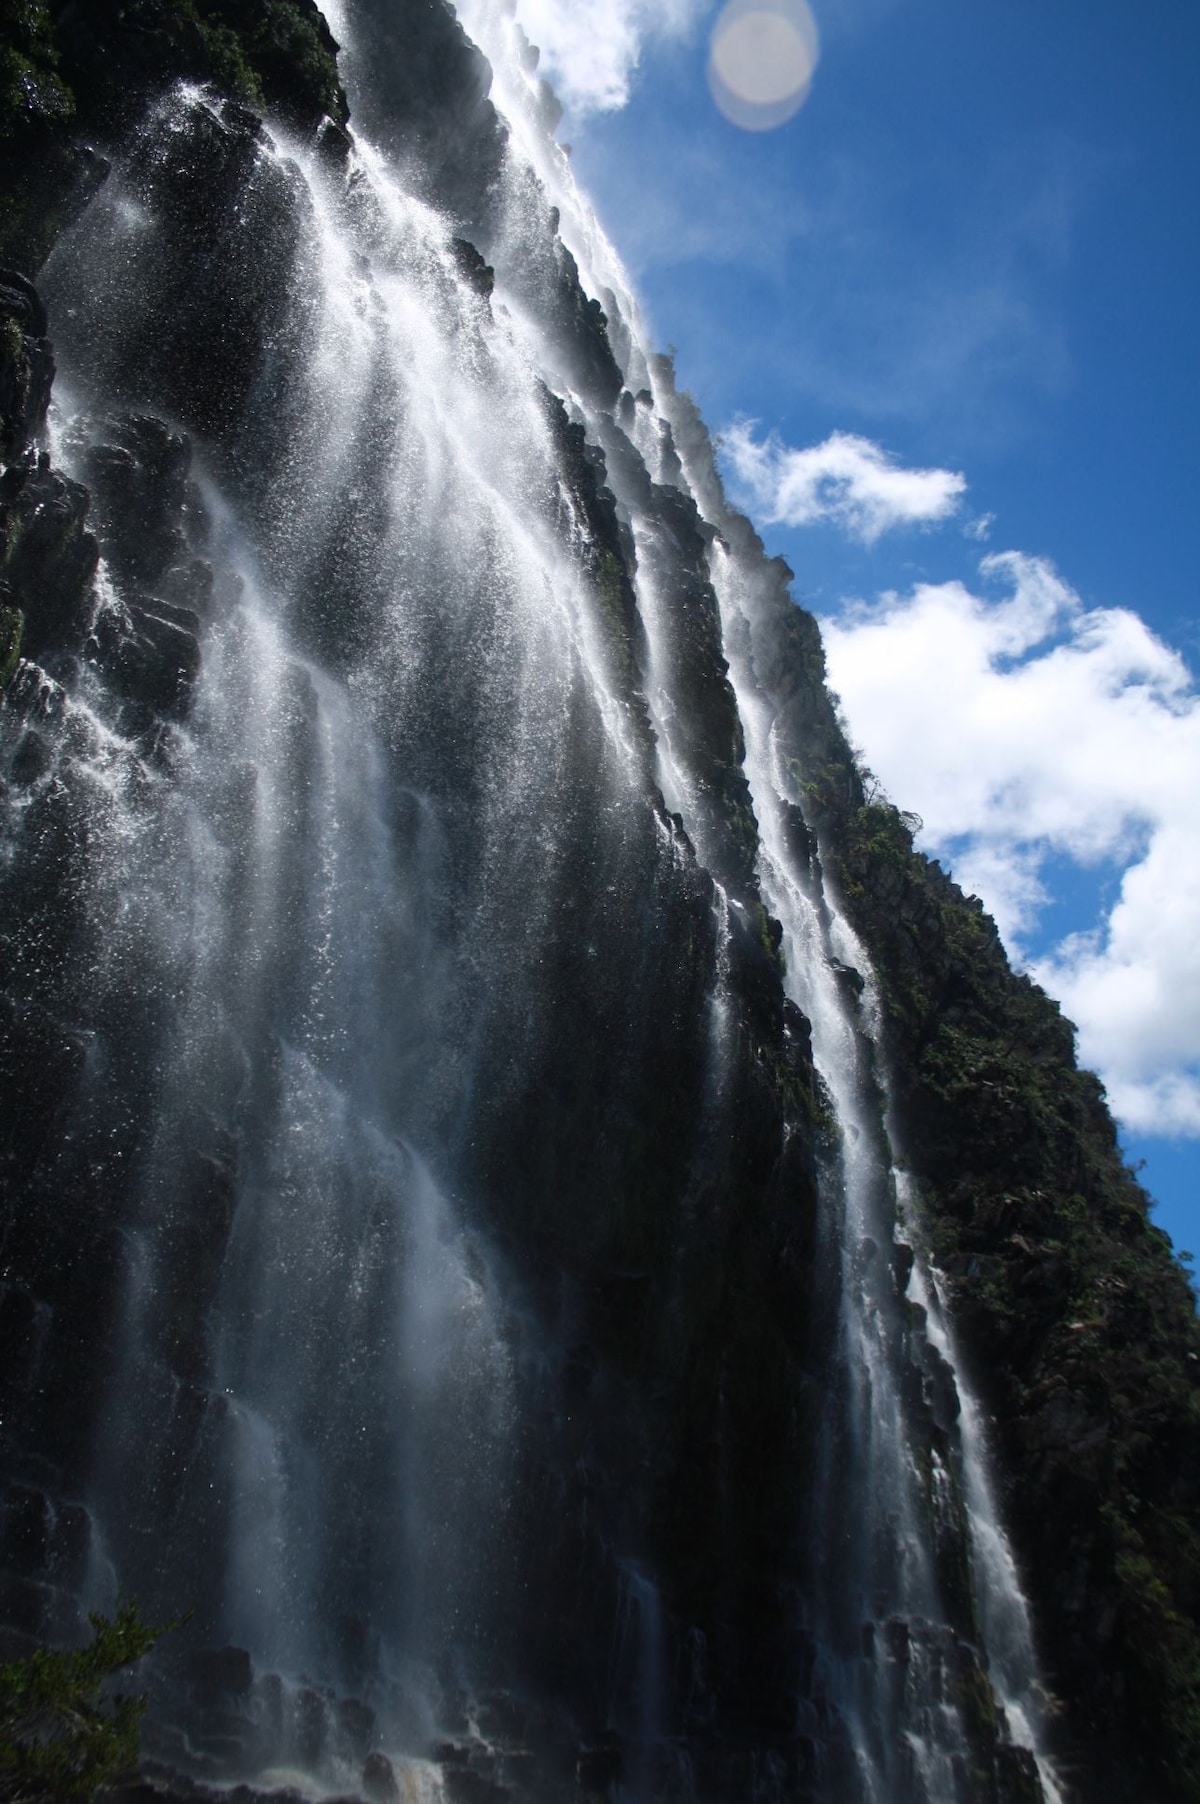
[708,0,820,131]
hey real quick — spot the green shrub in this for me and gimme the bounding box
[0,606,23,688]
[0,0,72,142]
[0,1604,167,1804]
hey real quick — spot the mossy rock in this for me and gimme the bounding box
[0,602,23,685]
[0,0,346,149]
[0,0,73,143]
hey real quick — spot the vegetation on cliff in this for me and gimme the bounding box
[1,0,344,142]
[1,0,345,267]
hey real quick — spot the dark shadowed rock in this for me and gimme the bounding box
[0,461,98,661]
[361,1751,400,1802]
[189,1645,253,1698]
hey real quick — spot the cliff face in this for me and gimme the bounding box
[661,382,1200,1802]
[1,5,1197,1804]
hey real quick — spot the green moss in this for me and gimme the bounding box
[2,313,32,454]
[191,16,267,110]
[0,605,23,687]
[950,1649,1000,1745]
[180,0,344,123]
[594,548,631,654]
[1,316,20,357]
[751,897,785,975]
[234,0,344,123]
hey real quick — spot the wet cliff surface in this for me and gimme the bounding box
[1,4,1198,1803]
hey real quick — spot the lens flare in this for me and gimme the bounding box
[708,0,820,131]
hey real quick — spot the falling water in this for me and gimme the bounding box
[0,0,1066,1795]
[27,52,671,1775]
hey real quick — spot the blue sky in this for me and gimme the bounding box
[499,0,1199,1257]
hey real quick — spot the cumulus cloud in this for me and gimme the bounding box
[820,552,1200,1137]
[512,0,709,115]
[721,423,966,542]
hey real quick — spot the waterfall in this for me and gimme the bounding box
[0,0,1065,1797]
[654,408,1063,1801]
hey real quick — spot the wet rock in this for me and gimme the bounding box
[192,1704,262,1770]
[293,1686,330,1765]
[0,1571,81,1641]
[442,1767,507,1804]
[189,1644,253,1698]
[0,997,89,1197]
[576,1741,624,1795]
[496,1749,538,1793]
[545,225,622,409]
[49,97,315,447]
[0,461,98,661]
[0,1487,90,1593]
[317,117,354,164]
[89,595,202,721]
[362,1752,400,1802]
[827,956,865,996]
[475,1692,535,1743]
[336,0,504,228]
[80,416,193,587]
[922,1338,961,1434]
[432,1739,474,1766]
[994,1742,1044,1804]
[891,1237,916,1293]
[8,728,52,786]
[157,557,215,617]
[452,237,495,300]
[0,269,54,456]
[46,1499,90,1589]
[0,1488,50,1577]
[335,1696,376,1758]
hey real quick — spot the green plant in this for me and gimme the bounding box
[0,1604,168,1804]
[0,606,22,687]
[0,0,73,143]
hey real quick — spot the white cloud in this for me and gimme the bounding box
[512,0,709,115]
[721,423,966,543]
[1035,825,1200,1135]
[820,552,1200,1138]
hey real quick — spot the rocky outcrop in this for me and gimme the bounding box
[329,0,504,227]
[1,268,89,683]
[0,270,54,455]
